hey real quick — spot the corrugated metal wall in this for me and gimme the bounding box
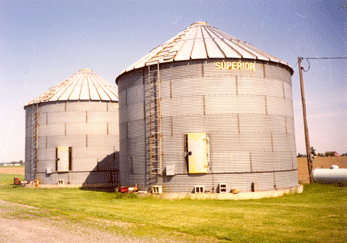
[25,105,36,181]
[25,101,119,186]
[118,59,298,192]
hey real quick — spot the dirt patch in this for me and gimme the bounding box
[0,199,166,243]
[0,167,24,175]
[297,156,347,183]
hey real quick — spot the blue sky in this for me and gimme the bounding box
[0,0,346,161]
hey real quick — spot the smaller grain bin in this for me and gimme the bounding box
[24,69,119,187]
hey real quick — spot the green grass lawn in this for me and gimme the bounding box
[0,174,24,184]
[0,176,345,242]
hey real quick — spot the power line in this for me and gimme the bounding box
[304,57,347,60]
[299,57,346,72]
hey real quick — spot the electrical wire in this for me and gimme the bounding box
[292,61,298,70]
[307,57,347,59]
[298,170,313,183]
[302,58,310,72]
[299,57,346,72]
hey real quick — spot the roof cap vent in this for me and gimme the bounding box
[192,21,209,25]
[79,69,93,72]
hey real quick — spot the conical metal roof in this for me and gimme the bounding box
[26,69,118,106]
[118,22,291,76]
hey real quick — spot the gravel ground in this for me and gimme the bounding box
[0,200,160,243]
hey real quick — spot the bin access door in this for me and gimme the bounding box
[56,146,70,172]
[187,133,209,174]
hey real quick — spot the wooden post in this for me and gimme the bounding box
[298,57,313,183]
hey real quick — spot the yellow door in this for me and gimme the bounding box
[187,133,209,174]
[57,146,69,172]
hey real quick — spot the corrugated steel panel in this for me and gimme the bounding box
[118,69,143,93]
[205,94,266,115]
[65,101,107,111]
[275,171,298,189]
[251,152,295,171]
[127,119,145,139]
[160,60,203,80]
[169,114,238,135]
[65,123,108,135]
[119,90,127,108]
[72,146,116,160]
[38,102,65,112]
[88,134,117,147]
[210,152,251,172]
[117,22,292,78]
[127,84,143,106]
[46,134,86,148]
[88,111,117,123]
[209,133,272,152]
[286,117,295,134]
[265,64,292,85]
[284,82,293,101]
[127,103,144,122]
[37,112,47,125]
[39,124,65,136]
[47,111,86,124]
[161,96,204,117]
[37,136,46,149]
[72,159,98,172]
[239,114,286,134]
[238,77,284,99]
[162,76,237,98]
[119,123,127,140]
[26,69,118,106]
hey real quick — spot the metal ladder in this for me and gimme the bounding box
[144,62,162,187]
[30,103,39,181]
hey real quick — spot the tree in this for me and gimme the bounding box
[310,147,317,156]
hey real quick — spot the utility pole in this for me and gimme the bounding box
[298,57,313,183]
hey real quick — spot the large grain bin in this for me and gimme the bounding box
[24,69,119,187]
[116,22,299,193]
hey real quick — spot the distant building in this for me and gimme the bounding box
[325,151,339,157]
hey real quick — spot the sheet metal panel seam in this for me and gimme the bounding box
[90,75,102,100]
[93,74,112,101]
[188,25,199,60]
[208,28,243,58]
[203,25,226,58]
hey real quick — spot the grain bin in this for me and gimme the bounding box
[24,69,119,187]
[116,22,299,193]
